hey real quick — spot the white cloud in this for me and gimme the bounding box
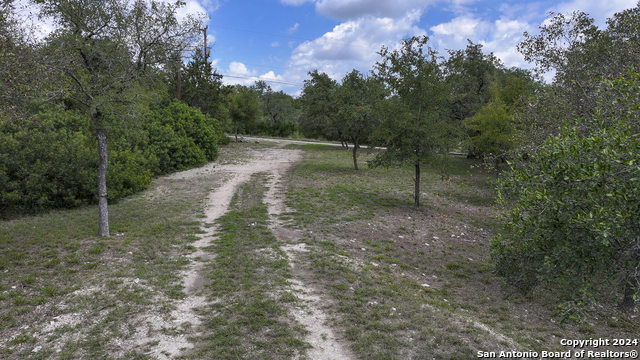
[199,0,221,12]
[259,71,287,83]
[430,16,488,41]
[271,41,280,47]
[551,0,637,27]
[290,10,426,78]
[288,23,300,34]
[232,0,639,94]
[175,0,209,23]
[229,61,252,76]
[315,0,437,20]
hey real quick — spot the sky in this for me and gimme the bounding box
[20,0,639,95]
[183,0,636,95]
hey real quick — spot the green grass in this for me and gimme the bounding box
[186,173,310,359]
[0,145,240,358]
[1,140,637,359]
[282,144,640,359]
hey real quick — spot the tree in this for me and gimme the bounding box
[178,47,228,120]
[228,85,262,141]
[443,40,502,125]
[145,101,221,174]
[252,80,299,137]
[336,69,388,170]
[0,0,66,117]
[35,0,204,236]
[463,99,517,165]
[463,68,539,162]
[371,36,454,208]
[492,72,640,312]
[516,4,640,143]
[299,70,342,142]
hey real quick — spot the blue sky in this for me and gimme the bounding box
[23,0,638,95]
[183,0,636,95]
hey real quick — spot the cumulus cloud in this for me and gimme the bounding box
[259,71,288,83]
[428,13,531,69]
[430,15,490,42]
[271,41,280,47]
[315,0,437,20]
[240,0,638,93]
[290,10,426,79]
[551,0,637,27]
[229,61,252,76]
[175,0,209,23]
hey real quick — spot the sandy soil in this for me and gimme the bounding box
[156,145,353,359]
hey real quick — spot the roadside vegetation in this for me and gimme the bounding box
[1,0,640,357]
[0,144,250,358]
[283,144,639,358]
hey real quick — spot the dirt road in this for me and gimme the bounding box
[161,145,353,359]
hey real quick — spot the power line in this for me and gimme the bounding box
[215,59,292,72]
[221,74,303,87]
[209,25,380,50]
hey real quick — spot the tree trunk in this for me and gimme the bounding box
[414,162,420,208]
[352,138,359,170]
[619,270,638,312]
[97,128,110,237]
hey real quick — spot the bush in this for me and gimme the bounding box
[0,110,94,214]
[145,101,222,174]
[492,118,640,311]
[0,106,154,216]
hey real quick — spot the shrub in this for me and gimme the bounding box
[0,106,154,216]
[492,118,640,311]
[145,101,222,174]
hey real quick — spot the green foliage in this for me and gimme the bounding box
[299,70,341,140]
[252,80,300,137]
[337,69,389,169]
[463,100,517,160]
[227,85,262,138]
[371,36,457,207]
[462,69,536,160]
[492,76,640,310]
[145,101,221,175]
[515,4,640,147]
[176,48,229,120]
[0,106,153,216]
[444,41,502,124]
[106,148,155,200]
[0,108,94,214]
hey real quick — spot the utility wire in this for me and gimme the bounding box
[221,74,303,87]
[215,59,292,72]
[209,25,380,50]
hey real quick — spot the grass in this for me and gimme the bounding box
[0,144,253,358]
[282,143,640,359]
[0,140,638,359]
[186,173,309,359]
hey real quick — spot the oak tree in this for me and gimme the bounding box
[371,36,454,208]
[35,0,204,236]
[336,69,388,170]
